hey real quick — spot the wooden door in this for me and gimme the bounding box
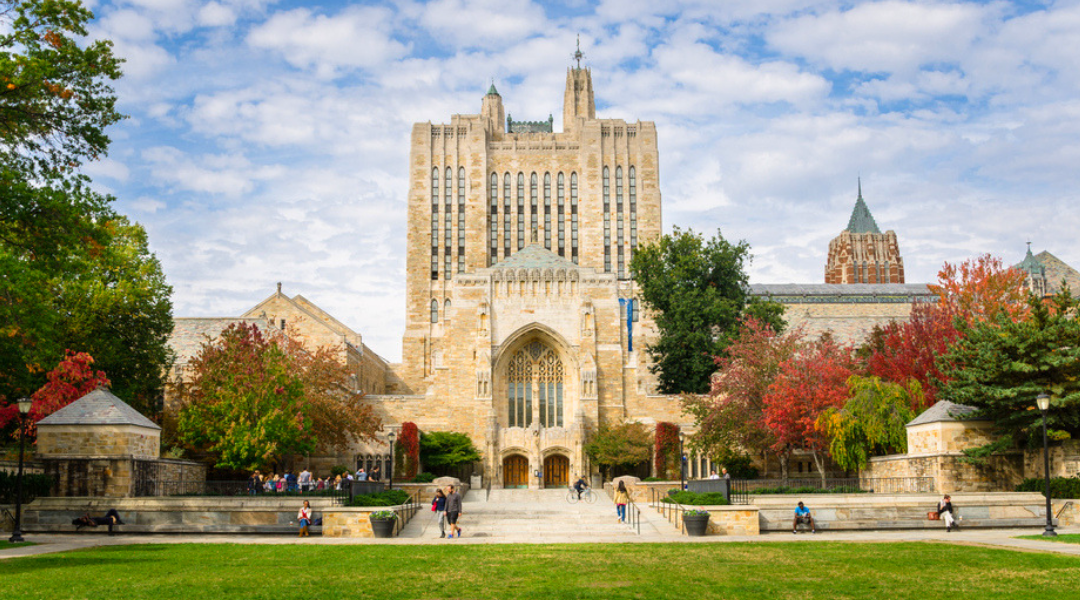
[544,455,569,488]
[503,455,529,488]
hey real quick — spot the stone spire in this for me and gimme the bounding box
[846,178,881,234]
[563,36,595,133]
[1016,242,1047,297]
[482,79,505,133]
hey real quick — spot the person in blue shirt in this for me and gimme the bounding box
[793,501,816,534]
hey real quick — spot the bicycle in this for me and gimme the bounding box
[566,487,597,504]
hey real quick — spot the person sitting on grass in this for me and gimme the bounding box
[793,501,816,534]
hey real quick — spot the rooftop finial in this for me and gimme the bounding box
[857,176,862,200]
[572,34,585,69]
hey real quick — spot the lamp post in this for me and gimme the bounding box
[387,430,396,492]
[679,431,686,491]
[9,397,32,543]
[1036,393,1057,537]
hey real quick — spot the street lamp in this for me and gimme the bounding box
[679,431,686,491]
[9,397,32,543]
[1036,393,1057,537]
[387,430,396,492]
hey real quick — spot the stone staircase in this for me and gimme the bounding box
[398,488,678,542]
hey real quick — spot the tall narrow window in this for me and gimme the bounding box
[570,172,579,264]
[507,341,562,429]
[557,173,565,257]
[884,261,891,284]
[543,173,552,250]
[516,173,525,251]
[503,173,511,258]
[602,166,611,273]
[458,167,465,273]
[430,299,439,323]
[444,167,453,279]
[431,167,439,280]
[507,349,532,428]
[616,165,625,279]
[489,173,498,265]
[629,166,637,255]
[530,173,538,244]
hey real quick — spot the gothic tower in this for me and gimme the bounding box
[825,180,905,284]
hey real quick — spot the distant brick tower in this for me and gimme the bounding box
[825,180,905,284]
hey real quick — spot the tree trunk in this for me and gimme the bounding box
[811,451,827,487]
[779,450,790,484]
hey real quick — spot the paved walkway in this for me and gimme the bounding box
[3,489,1078,560]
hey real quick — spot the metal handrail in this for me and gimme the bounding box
[624,495,642,535]
[1056,500,1074,520]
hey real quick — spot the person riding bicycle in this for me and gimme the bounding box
[573,475,589,500]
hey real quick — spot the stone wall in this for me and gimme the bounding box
[36,425,160,460]
[43,457,206,498]
[1023,440,1080,479]
[865,452,1025,493]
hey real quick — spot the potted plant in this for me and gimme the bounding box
[370,510,398,538]
[683,508,710,537]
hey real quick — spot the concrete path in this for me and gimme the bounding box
[3,489,1079,560]
[399,487,678,542]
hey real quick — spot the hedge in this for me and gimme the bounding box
[1016,476,1080,499]
[0,471,53,504]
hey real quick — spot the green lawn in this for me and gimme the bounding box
[0,542,1077,600]
[0,541,34,550]
[1018,533,1080,544]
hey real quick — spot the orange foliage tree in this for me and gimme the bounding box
[0,350,109,440]
[929,253,1029,325]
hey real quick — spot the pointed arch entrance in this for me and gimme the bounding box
[543,454,569,488]
[503,454,529,489]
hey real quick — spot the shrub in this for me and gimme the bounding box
[370,510,397,520]
[0,471,53,504]
[643,477,666,482]
[330,465,349,477]
[1016,476,1080,499]
[662,490,729,505]
[411,472,437,483]
[418,431,480,476]
[346,490,411,507]
[654,422,680,480]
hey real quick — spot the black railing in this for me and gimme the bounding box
[723,476,934,504]
[151,480,349,502]
[624,494,642,535]
[649,487,688,534]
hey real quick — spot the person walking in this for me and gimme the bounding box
[445,485,463,538]
[297,500,312,537]
[613,481,630,523]
[432,488,448,538]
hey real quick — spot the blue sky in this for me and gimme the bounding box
[80,0,1080,362]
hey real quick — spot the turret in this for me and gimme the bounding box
[481,82,505,133]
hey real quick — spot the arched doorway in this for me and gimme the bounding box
[503,454,529,489]
[543,454,569,488]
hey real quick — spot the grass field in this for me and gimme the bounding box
[0,541,34,549]
[1,541,1078,600]
[1017,533,1080,544]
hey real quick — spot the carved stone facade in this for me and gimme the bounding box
[366,65,676,488]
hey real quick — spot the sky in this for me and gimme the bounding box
[77,0,1080,362]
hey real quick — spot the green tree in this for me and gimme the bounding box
[1,0,123,178]
[631,227,783,394]
[419,431,481,476]
[176,323,313,470]
[938,290,1080,447]
[818,376,919,472]
[584,421,652,481]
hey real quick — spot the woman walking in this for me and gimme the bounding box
[613,481,630,523]
[297,500,313,537]
[432,488,448,538]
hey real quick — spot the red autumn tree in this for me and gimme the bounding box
[396,422,420,480]
[862,303,960,409]
[0,350,110,440]
[654,422,680,480]
[683,317,803,478]
[763,335,855,483]
[929,253,1029,325]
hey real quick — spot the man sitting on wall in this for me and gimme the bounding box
[793,502,816,534]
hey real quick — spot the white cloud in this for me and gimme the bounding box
[419,0,548,48]
[198,2,236,27]
[247,6,411,77]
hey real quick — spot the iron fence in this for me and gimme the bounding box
[725,476,934,504]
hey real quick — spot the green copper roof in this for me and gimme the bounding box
[491,244,580,270]
[845,178,881,234]
[1016,243,1046,277]
[487,82,499,96]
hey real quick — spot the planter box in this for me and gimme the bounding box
[683,513,710,536]
[370,517,396,538]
